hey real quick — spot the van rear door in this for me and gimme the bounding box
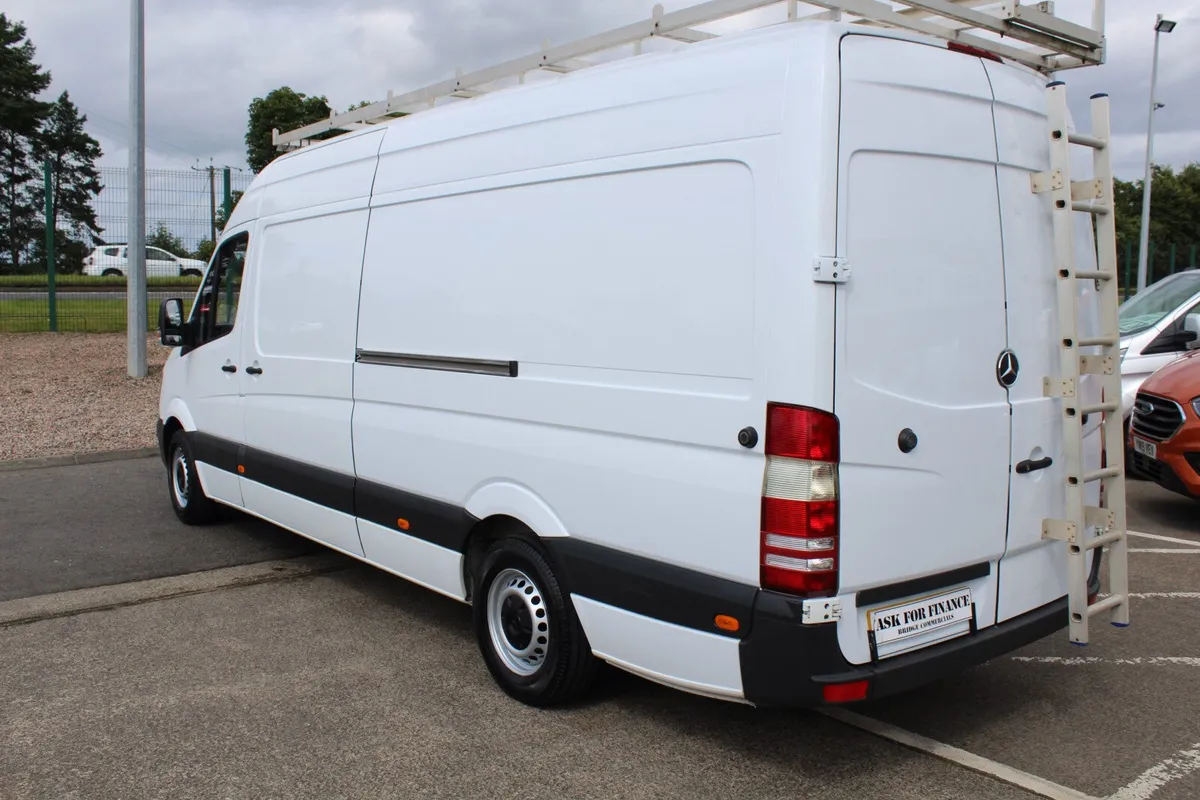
[832,36,1010,665]
[984,61,1103,622]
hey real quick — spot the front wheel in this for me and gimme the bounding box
[473,537,599,706]
[101,268,123,277]
[182,268,202,278]
[167,433,218,525]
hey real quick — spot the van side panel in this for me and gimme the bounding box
[355,152,766,585]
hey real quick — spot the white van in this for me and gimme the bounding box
[156,21,1107,707]
[1119,270,1200,422]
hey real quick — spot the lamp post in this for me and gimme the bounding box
[127,0,147,377]
[1135,13,1177,293]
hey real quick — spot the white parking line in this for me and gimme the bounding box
[1129,548,1200,554]
[1129,592,1200,599]
[1011,656,1200,667]
[1127,530,1200,549]
[820,707,1099,800]
[1109,742,1200,800]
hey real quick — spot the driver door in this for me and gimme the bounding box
[178,232,251,507]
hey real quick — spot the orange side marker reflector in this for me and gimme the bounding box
[237,465,245,474]
[396,518,410,531]
[714,614,740,633]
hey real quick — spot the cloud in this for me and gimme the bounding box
[5,0,1198,177]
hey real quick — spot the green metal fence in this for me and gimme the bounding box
[0,164,250,334]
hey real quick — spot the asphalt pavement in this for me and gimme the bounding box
[1,457,1198,799]
[0,457,318,601]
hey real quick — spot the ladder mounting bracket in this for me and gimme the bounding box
[1043,377,1076,398]
[1085,505,1115,530]
[813,256,850,284]
[1042,518,1078,544]
[1031,169,1064,193]
[1079,355,1114,375]
[1071,179,1104,201]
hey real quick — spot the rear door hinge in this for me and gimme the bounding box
[801,597,842,624]
[813,256,850,284]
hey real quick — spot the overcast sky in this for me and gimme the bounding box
[5,0,1198,178]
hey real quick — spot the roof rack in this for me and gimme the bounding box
[273,0,1107,150]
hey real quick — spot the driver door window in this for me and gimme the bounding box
[194,233,248,346]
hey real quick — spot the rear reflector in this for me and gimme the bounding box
[822,680,869,704]
[760,405,840,596]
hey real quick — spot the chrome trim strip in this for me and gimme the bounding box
[355,349,517,377]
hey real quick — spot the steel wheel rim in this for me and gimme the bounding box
[486,567,549,677]
[171,448,190,509]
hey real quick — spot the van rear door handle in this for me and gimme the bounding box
[245,365,263,375]
[1016,456,1053,474]
[221,364,237,373]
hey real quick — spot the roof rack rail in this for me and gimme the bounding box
[273,0,1107,151]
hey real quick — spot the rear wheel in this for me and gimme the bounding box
[473,537,599,706]
[182,268,202,277]
[101,268,122,277]
[167,433,217,525]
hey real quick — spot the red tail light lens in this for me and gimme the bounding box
[760,405,840,596]
[766,403,839,461]
[822,680,869,704]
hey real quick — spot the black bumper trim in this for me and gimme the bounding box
[739,591,1067,707]
[856,561,990,608]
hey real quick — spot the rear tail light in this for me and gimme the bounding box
[760,404,839,595]
[822,680,869,704]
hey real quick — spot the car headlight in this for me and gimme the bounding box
[1192,397,1200,418]
[1120,347,1129,361]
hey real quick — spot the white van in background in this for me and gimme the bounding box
[1119,270,1200,422]
[155,22,1106,707]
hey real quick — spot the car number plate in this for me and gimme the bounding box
[868,587,973,658]
[1133,436,1157,459]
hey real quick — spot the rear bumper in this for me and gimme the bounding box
[739,591,1067,707]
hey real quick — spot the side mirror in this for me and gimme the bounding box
[158,298,187,347]
[1184,314,1200,350]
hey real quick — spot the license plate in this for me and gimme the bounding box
[1133,436,1157,459]
[868,587,973,658]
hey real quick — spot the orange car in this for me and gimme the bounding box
[1128,350,1200,498]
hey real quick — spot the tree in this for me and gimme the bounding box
[30,90,103,273]
[245,87,331,173]
[193,238,215,264]
[147,221,187,256]
[1114,164,1200,286]
[0,14,52,273]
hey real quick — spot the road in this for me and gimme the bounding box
[2,459,1199,799]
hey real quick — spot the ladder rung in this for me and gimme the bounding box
[1082,467,1121,483]
[1073,270,1113,281]
[1078,335,1117,347]
[1068,132,1107,150]
[1079,402,1119,415]
[1087,593,1125,618]
[1072,201,1110,215]
[1085,528,1124,551]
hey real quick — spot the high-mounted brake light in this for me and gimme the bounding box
[947,41,1002,63]
[760,404,840,595]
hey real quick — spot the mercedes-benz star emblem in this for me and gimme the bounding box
[996,349,1019,388]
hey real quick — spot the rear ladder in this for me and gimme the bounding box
[1035,82,1129,644]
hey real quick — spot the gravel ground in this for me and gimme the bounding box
[0,333,167,461]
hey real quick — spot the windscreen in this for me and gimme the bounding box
[1119,271,1200,336]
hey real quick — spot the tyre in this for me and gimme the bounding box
[182,269,202,277]
[101,268,123,277]
[473,536,599,706]
[167,432,218,525]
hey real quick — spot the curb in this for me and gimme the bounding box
[0,447,159,473]
[0,554,348,627]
